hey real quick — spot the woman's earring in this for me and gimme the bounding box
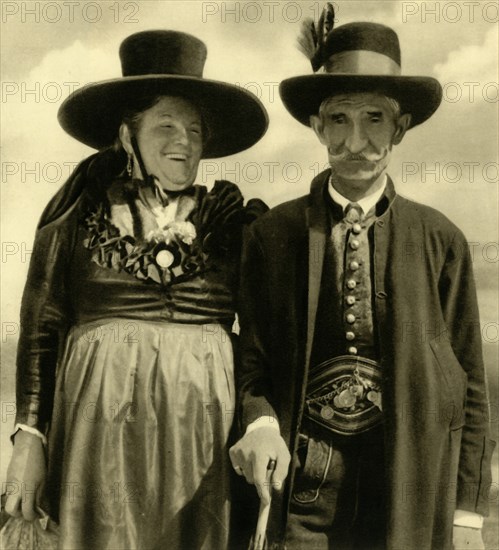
[126,154,133,177]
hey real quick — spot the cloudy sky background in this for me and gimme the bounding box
[0,0,498,511]
[1,3,498,361]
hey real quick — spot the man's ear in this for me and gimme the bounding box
[310,115,327,146]
[392,113,411,145]
[119,123,133,155]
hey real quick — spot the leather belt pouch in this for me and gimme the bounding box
[305,355,383,436]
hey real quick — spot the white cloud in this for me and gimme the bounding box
[2,40,117,159]
[433,26,498,84]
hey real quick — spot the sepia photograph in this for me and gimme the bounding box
[1,1,498,548]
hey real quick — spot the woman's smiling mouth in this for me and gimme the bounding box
[164,153,188,161]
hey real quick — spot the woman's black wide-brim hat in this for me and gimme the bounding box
[58,30,268,158]
[280,22,442,129]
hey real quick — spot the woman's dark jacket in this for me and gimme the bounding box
[14,153,266,436]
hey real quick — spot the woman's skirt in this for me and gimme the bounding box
[44,318,235,550]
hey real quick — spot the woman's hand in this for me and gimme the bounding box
[229,426,291,505]
[4,430,46,521]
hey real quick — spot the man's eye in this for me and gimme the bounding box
[190,128,201,134]
[369,115,382,123]
[330,115,345,124]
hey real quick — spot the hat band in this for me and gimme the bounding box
[324,50,401,76]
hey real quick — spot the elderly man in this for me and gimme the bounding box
[230,13,494,550]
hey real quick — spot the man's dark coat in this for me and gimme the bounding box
[237,170,494,549]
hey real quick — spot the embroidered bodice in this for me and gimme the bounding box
[70,178,266,326]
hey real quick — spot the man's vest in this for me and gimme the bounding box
[310,193,380,366]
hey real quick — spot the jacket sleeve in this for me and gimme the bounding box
[236,223,278,432]
[14,217,74,437]
[439,231,495,515]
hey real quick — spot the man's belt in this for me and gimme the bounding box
[305,355,383,436]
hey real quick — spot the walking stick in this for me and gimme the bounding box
[252,459,277,550]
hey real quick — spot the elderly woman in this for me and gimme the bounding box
[5,31,268,549]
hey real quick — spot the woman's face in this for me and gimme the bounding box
[122,96,203,192]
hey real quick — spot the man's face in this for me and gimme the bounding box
[133,96,203,192]
[311,93,408,185]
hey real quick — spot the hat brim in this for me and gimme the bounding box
[279,74,442,128]
[58,75,268,158]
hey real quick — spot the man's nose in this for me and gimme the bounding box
[345,123,368,154]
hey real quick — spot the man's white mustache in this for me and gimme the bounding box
[328,150,385,162]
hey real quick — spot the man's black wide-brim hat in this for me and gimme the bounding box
[280,21,442,129]
[58,30,268,158]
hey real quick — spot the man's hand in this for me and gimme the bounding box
[229,426,291,505]
[453,526,485,550]
[4,430,46,521]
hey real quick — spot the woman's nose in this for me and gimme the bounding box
[173,127,189,146]
[345,123,368,154]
